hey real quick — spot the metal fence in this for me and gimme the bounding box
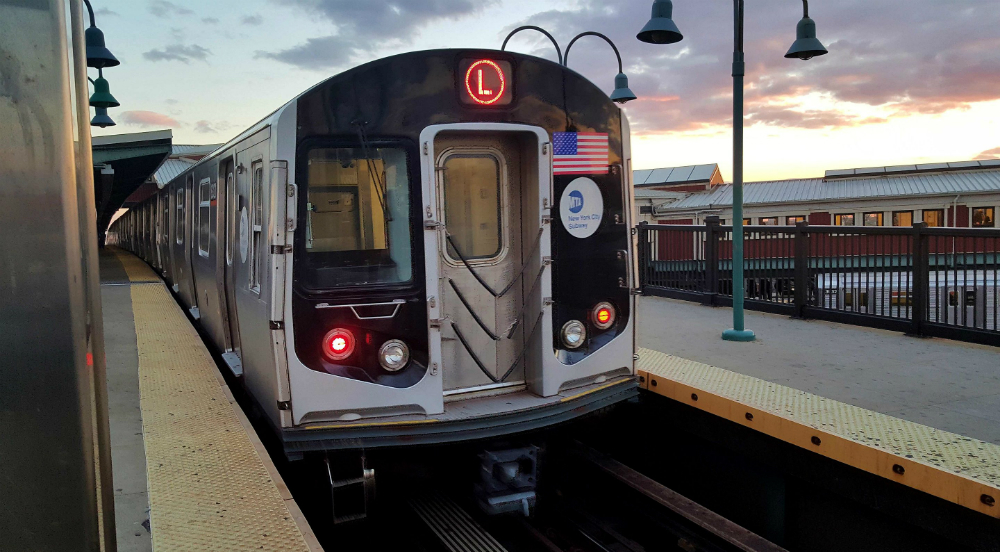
[638,217,1000,346]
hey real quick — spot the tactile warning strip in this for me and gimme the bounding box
[110,246,161,282]
[127,275,315,549]
[637,347,1000,518]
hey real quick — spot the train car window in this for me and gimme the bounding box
[891,291,912,306]
[198,178,211,257]
[972,207,995,227]
[300,147,413,287]
[892,211,913,227]
[922,209,944,227]
[863,212,883,226]
[249,163,263,293]
[443,154,502,260]
[786,216,805,225]
[760,217,778,226]
[225,172,234,265]
[834,213,855,226]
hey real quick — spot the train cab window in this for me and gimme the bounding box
[972,207,995,227]
[892,211,913,227]
[249,163,263,293]
[786,215,805,225]
[300,147,413,288]
[760,217,778,226]
[443,153,503,260]
[198,178,211,257]
[834,213,855,226]
[863,212,883,226]
[922,209,944,227]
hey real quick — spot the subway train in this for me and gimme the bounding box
[108,49,639,510]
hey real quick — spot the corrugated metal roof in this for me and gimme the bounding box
[633,164,719,187]
[635,189,685,199]
[172,143,222,156]
[153,158,196,186]
[824,159,1000,179]
[663,168,1000,211]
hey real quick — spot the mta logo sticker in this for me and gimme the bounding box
[559,177,603,239]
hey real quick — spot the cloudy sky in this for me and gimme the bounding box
[89,0,1000,181]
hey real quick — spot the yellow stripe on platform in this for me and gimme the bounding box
[637,347,1000,519]
[111,247,161,282]
[129,278,315,549]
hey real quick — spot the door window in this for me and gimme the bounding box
[198,178,211,257]
[443,153,503,260]
[249,162,263,293]
[225,171,234,265]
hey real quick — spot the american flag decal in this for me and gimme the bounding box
[552,132,609,175]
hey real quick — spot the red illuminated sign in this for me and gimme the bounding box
[459,58,513,106]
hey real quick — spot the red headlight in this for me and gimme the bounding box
[592,302,616,330]
[322,328,355,361]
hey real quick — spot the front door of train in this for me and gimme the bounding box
[429,129,550,395]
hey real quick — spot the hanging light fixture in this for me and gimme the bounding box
[637,0,683,45]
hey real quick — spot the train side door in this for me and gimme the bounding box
[220,158,243,373]
[434,133,525,393]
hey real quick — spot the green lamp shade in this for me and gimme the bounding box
[89,76,120,108]
[91,107,115,128]
[637,0,683,45]
[785,17,828,60]
[610,73,637,104]
[85,26,120,69]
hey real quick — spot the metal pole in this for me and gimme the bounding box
[722,0,755,341]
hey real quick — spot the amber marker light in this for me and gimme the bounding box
[592,302,616,330]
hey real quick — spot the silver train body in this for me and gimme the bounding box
[108,49,639,458]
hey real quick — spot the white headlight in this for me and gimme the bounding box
[561,320,587,349]
[378,339,410,372]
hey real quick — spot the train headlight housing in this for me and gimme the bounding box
[561,320,587,349]
[591,302,616,330]
[322,328,355,361]
[378,339,410,372]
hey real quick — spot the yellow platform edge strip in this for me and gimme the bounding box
[636,348,1000,519]
[113,250,321,550]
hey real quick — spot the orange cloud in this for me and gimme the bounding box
[118,110,181,128]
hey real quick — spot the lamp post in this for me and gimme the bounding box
[501,27,637,104]
[83,0,120,127]
[564,32,637,104]
[637,0,827,342]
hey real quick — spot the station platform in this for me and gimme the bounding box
[100,247,321,551]
[636,297,1000,520]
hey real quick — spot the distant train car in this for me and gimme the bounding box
[110,49,638,480]
[815,271,998,329]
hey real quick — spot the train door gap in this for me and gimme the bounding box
[434,131,541,395]
[220,156,243,372]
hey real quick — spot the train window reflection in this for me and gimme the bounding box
[198,178,210,257]
[302,147,412,287]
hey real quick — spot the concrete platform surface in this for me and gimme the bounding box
[100,248,321,551]
[638,296,1000,444]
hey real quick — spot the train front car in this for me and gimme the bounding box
[282,50,638,455]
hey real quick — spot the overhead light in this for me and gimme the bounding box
[785,17,829,60]
[88,74,119,109]
[637,0,684,45]
[90,107,115,128]
[85,26,119,69]
[610,73,637,104]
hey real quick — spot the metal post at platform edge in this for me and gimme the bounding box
[637,0,829,342]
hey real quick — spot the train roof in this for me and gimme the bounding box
[161,49,613,189]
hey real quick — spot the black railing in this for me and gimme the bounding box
[638,217,1000,346]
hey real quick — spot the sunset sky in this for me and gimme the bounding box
[89,0,1000,182]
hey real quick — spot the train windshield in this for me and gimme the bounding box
[299,146,412,288]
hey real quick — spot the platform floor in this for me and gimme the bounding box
[101,248,320,551]
[638,296,1000,444]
